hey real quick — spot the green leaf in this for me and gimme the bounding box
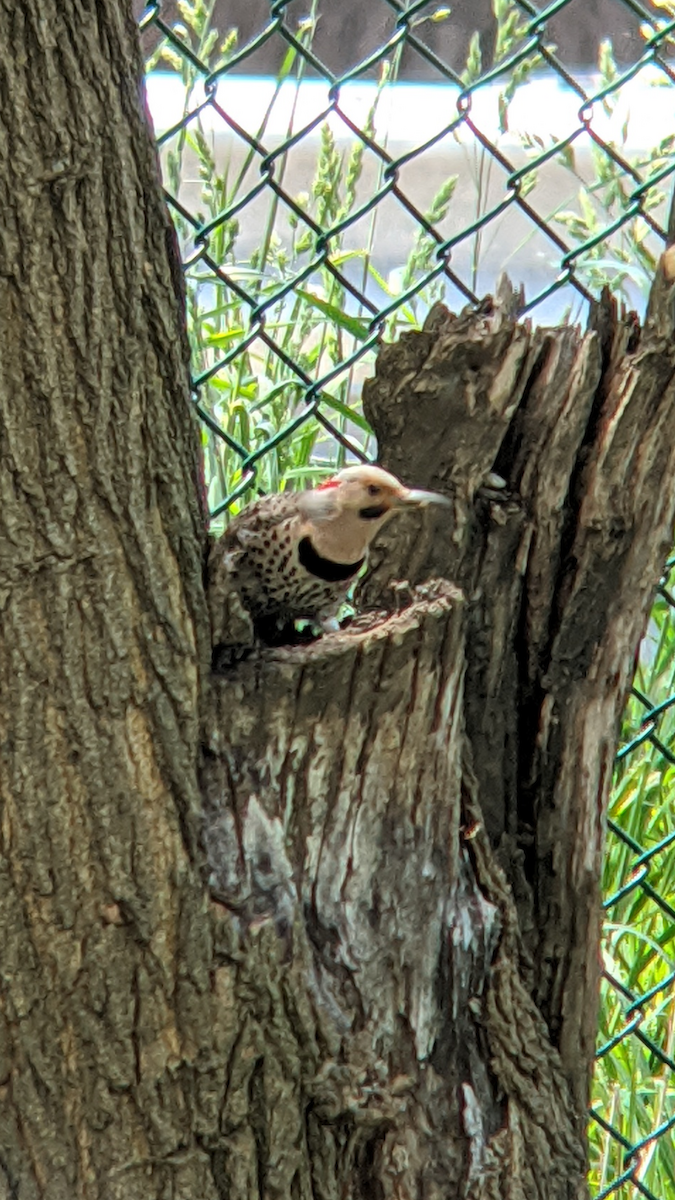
[294,289,372,340]
[461,31,482,87]
[318,393,373,434]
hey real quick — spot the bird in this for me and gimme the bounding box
[207,464,451,660]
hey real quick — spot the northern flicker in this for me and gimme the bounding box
[207,464,451,658]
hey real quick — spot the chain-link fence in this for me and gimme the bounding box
[137,2,675,1195]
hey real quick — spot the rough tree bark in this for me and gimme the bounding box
[0,4,215,1197]
[2,4,675,1200]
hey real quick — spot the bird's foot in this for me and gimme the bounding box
[319,615,341,634]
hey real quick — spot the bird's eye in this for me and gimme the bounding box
[367,484,381,496]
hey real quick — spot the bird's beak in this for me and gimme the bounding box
[394,487,452,508]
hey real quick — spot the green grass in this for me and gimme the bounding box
[589,575,675,1199]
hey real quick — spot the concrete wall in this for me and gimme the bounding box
[138,0,645,75]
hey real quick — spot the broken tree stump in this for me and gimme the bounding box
[200,264,675,1198]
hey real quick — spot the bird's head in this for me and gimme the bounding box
[314,465,450,520]
[297,465,450,563]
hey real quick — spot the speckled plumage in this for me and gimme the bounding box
[208,490,361,639]
[207,466,451,656]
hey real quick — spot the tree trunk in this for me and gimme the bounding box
[3,4,675,1199]
[0,3,216,1197]
[201,276,675,1198]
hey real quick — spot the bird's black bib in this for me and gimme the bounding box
[298,537,364,582]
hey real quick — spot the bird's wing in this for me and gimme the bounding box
[206,492,298,646]
[224,491,298,549]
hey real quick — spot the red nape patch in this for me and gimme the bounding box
[316,479,340,490]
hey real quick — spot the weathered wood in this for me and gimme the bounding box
[203,583,469,1196]
[198,274,675,1196]
[359,274,675,1129]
